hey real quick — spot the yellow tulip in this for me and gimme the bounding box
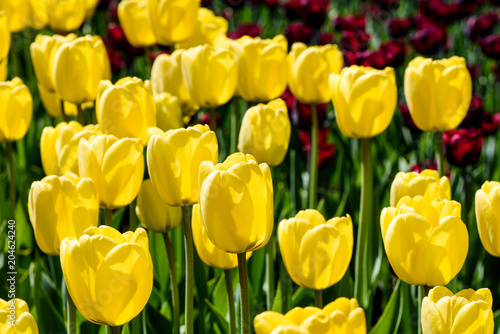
[147,0,200,45]
[231,35,288,102]
[96,77,156,145]
[118,0,157,47]
[475,181,500,257]
[330,66,397,138]
[46,0,86,32]
[52,35,111,104]
[0,78,33,142]
[31,33,77,92]
[38,84,79,118]
[0,11,10,61]
[28,172,99,255]
[380,196,468,286]
[0,299,39,334]
[0,58,6,82]
[60,226,153,326]
[78,134,144,209]
[278,209,353,290]
[238,98,290,166]
[26,0,49,30]
[404,56,472,132]
[181,45,237,108]
[147,125,218,206]
[323,298,366,334]
[155,92,183,131]
[175,8,227,50]
[421,286,494,334]
[136,179,182,233]
[151,50,198,118]
[390,169,451,207]
[254,307,331,334]
[288,42,343,104]
[0,0,28,32]
[85,0,100,20]
[199,152,273,253]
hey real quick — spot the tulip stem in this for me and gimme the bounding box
[418,285,426,334]
[436,132,445,177]
[163,232,180,334]
[230,98,238,154]
[209,108,217,132]
[265,229,275,310]
[314,290,323,308]
[60,100,69,123]
[182,206,194,334]
[65,284,76,334]
[6,142,15,218]
[129,198,137,230]
[354,138,373,310]
[76,104,85,125]
[237,253,250,334]
[108,326,120,334]
[105,209,113,226]
[309,104,318,209]
[224,269,237,334]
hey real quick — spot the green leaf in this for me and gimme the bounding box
[205,298,229,333]
[370,280,403,334]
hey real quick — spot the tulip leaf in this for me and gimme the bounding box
[494,310,500,334]
[205,298,229,333]
[369,280,403,334]
[148,231,169,294]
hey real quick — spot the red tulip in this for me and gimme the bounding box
[284,23,314,44]
[228,23,262,39]
[340,30,370,52]
[443,129,484,168]
[388,17,414,38]
[466,13,499,41]
[482,112,500,136]
[333,14,366,31]
[299,128,335,169]
[460,95,484,128]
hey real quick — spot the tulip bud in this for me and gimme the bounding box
[0,0,28,32]
[61,226,153,327]
[238,98,290,166]
[28,172,99,255]
[0,12,10,61]
[118,0,157,47]
[175,8,228,50]
[323,298,366,333]
[475,181,500,257]
[278,209,353,290]
[0,298,39,333]
[38,84,79,118]
[421,286,494,334]
[231,35,288,102]
[136,179,182,233]
[181,45,237,108]
[147,0,200,45]
[79,134,144,209]
[154,92,184,131]
[96,77,156,145]
[254,307,331,334]
[147,125,218,206]
[52,35,111,104]
[390,169,451,207]
[199,153,273,253]
[404,56,472,132]
[381,196,468,286]
[288,42,343,104]
[0,78,33,142]
[46,0,87,32]
[443,128,484,167]
[330,66,397,138]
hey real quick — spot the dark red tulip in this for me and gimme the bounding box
[410,159,451,177]
[466,13,499,41]
[340,30,370,52]
[399,102,420,133]
[410,23,446,56]
[107,48,124,74]
[263,0,279,9]
[299,128,335,169]
[380,39,407,67]
[319,33,335,45]
[333,14,366,31]
[482,112,500,135]
[443,128,484,167]
[467,64,480,80]
[304,0,329,30]
[106,23,127,49]
[388,17,414,39]
[282,88,328,130]
[460,95,484,128]
[228,23,262,39]
[284,0,303,21]
[284,23,314,44]
[224,0,246,9]
[479,35,500,60]
[372,0,399,10]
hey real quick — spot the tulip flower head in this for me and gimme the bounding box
[46,0,86,32]
[61,226,153,326]
[0,0,28,32]
[0,12,10,62]
[175,8,228,50]
[475,181,500,257]
[0,78,33,142]
[0,298,39,334]
[381,196,468,286]
[118,0,157,47]
[421,286,494,334]
[154,92,184,131]
[38,84,79,118]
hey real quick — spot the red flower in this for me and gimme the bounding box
[467,64,480,80]
[443,128,484,167]
[460,94,484,128]
[304,0,329,30]
[333,14,366,31]
[319,33,335,45]
[380,39,407,67]
[284,0,303,21]
[299,128,335,169]
[282,88,328,130]
[340,30,371,52]
[388,17,414,39]
[479,35,500,60]
[228,23,262,39]
[284,23,314,45]
[398,102,420,133]
[410,23,446,56]
[107,48,124,74]
[466,13,499,41]
[482,112,500,136]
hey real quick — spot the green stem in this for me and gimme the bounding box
[182,206,194,334]
[309,104,318,209]
[224,269,237,334]
[354,138,373,310]
[230,98,238,154]
[462,167,472,224]
[60,100,69,123]
[129,198,137,231]
[436,132,445,177]
[109,326,120,334]
[209,108,217,132]
[76,104,85,125]
[265,234,275,310]
[279,261,290,313]
[418,285,426,334]
[163,232,180,334]
[314,290,323,308]
[290,149,297,215]
[105,209,113,226]
[6,142,15,218]
[65,283,76,334]
[237,253,250,334]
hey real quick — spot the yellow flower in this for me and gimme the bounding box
[330,66,397,138]
[199,153,273,253]
[96,77,156,145]
[404,56,472,132]
[0,78,33,142]
[0,11,10,61]
[421,286,494,334]
[175,8,228,50]
[231,35,288,102]
[155,92,184,131]
[0,0,28,32]
[238,98,290,166]
[61,226,153,327]
[78,134,144,209]
[181,45,237,108]
[26,0,49,30]
[136,179,182,233]
[38,84,79,118]
[0,298,39,334]
[147,0,199,45]
[254,307,331,334]
[118,0,157,47]
[46,0,86,32]
[52,35,111,104]
[85,0,100,20]
[288,42,343,104]
[390,169,451,207]
[380,196,468,286]
[475,181,500,257]
[278,209,353,290]
[147,125,218,206]
[41,121,101,176]
[28,172,99,255]
[0,58,6,82]
[323,298,366,334]
[31,33,78,92]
